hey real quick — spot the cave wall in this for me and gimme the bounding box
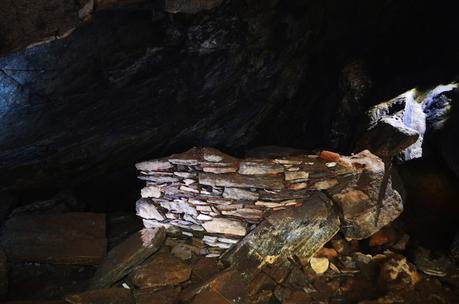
[1,0,459,193]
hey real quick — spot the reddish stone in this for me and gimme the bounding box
[314,247,338,260]
[134,287,180,304]
[369,228,396,247]
[283,291,310,304]
[191,290,229,304]
[319,150,341,162]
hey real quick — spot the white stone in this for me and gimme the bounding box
[136,199,165,221]
[141,186,162,198]
[183,179,196,185]
[136,160,172,172]
[202,218,247,236]
[197,214,213,221]
[313,179,338,190]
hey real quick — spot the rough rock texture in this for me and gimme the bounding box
[65,288,134,304]
[0,213,106,265]
[1,1,459,193]
[91,227,165,288]
[129,253,192,288]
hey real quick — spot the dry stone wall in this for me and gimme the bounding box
[135,147,403,257]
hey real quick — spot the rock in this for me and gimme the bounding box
[199,172,285,190]
[134,287,180,304]
[65,288,134,304]
[129,253,192,289]
[328,150,403,239]
[369,227,397,247]
[319,151,341,162]
[0,250,7,297]
[413,246,450,277]
[140,186,162,198]
[309,257,329,274]
[314,247,338,260]
[356,116,419,158]
[135,159,173,172]
[284,171,309,181]
[91,228,165,288]
[239,161,284,175]
[136,199,165,221]
[313,179,338,190]
[378,253,420,290]
[222,188,259,201]
[192,258,224,282]
[171,244,193,261]
[223,193,340,280]
[0,213,106,265]
[202,218,247,237]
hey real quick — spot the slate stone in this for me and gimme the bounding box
[239,161,284,175]
[91,228,165,288]
[129,253,192,289]
[65,288,134,304]
[199,173,285,190]
[223,192,340,280]
[0,213,106,265]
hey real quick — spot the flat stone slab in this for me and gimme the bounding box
[0,213,106,265]
[129,253,192,289]
[65,288,134,304]
[91,228,165,288]
[199,172,285,190]
[223,192,340,279]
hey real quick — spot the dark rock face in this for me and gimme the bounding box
[1,1,459,193]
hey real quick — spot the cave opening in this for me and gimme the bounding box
[1,0,459,303]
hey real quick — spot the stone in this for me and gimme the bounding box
[140,186,162,198]
[136,159,172,172]
[313,179,338,190]
[134,287,180,304]
[284,171,309,181]
[199,173,285,190]
[309,257,329,274]
[129,253,192,289]
[65,288,134,304]
[0,250,7,297]
[239,161,284,175]
[223,193,340,280]
[171,244,193,261]
[0,213,106,265]
[314,247,338,260]
[222,188,259,201]
[328,150,403,239]
[357,116,419,158]
[202,218,247,236]
[378,254,420,290]
[319,150,341,162]
[91,228,165,288]
[202,167,238,174]
[369,227,397,247]
[135,199,165,221]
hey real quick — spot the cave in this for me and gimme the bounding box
[1,0,459,303]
